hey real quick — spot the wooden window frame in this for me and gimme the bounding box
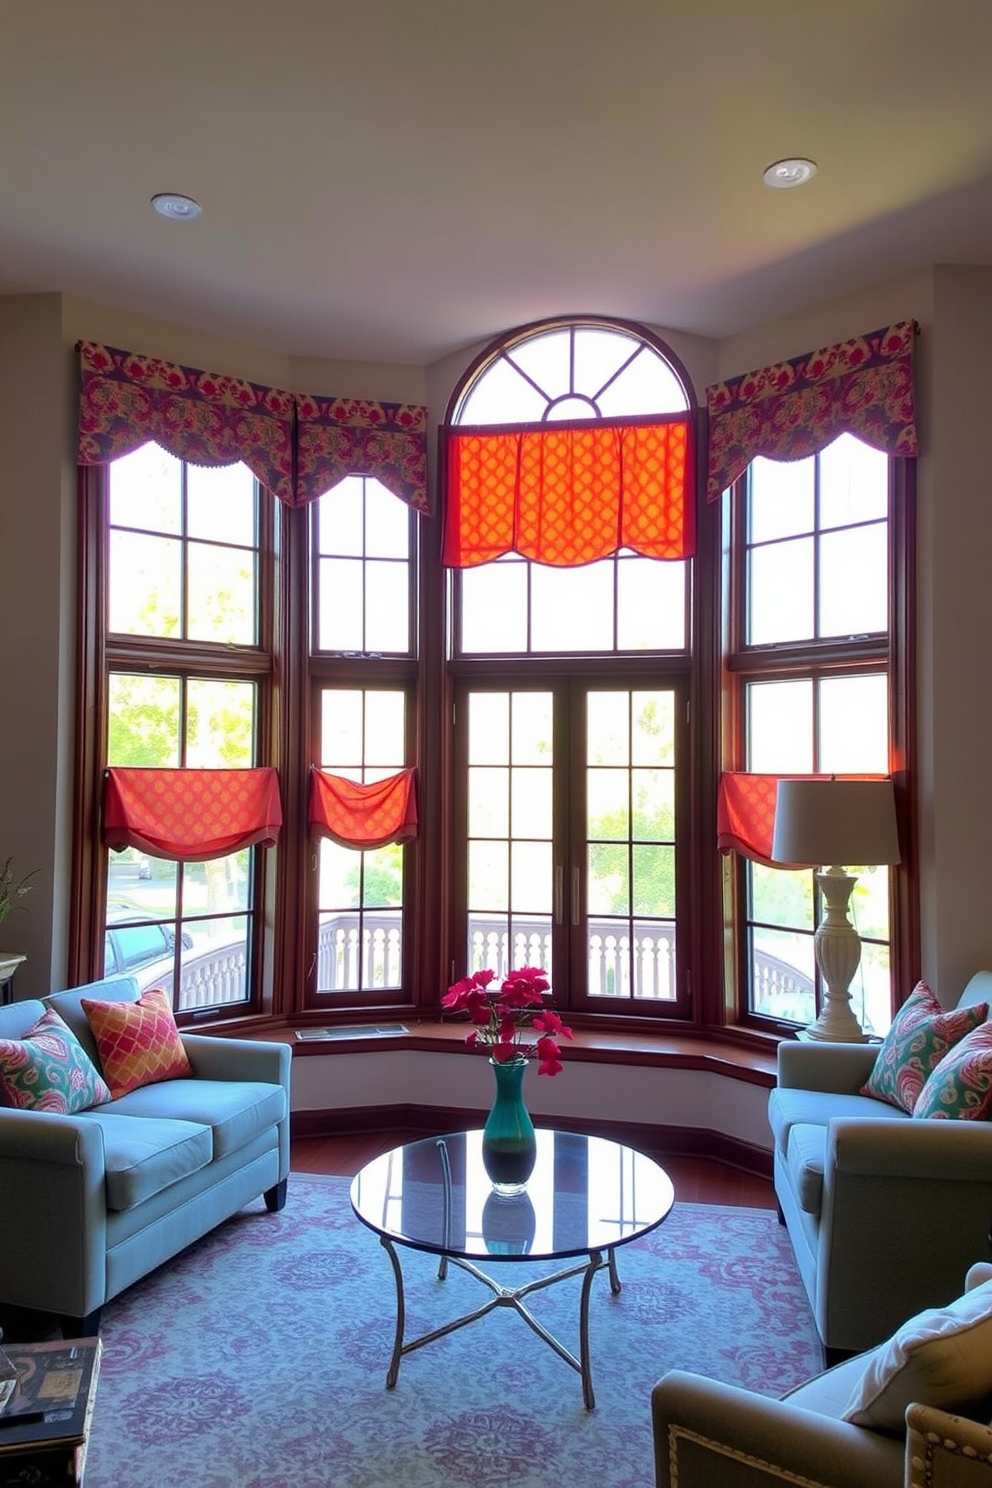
[720,454,918,1034]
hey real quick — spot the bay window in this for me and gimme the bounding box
[73,318,917,1039]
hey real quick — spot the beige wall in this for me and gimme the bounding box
[290,1048,773,1151]
[1,271,989,1002]
[923,267,992,994]
[0,295,76,990]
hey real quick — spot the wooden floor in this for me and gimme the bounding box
[291,1130,777,1208]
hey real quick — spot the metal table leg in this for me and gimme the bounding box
[377,1237,619,1409]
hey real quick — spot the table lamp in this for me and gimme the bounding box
[771,778,900,1042]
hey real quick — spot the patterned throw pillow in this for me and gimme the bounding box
[81,989,192,1098]
[0,1007,112,1113]
[861,981,989,1114]
[913,1022,992,1120]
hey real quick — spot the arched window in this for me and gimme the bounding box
[442,317,699,1019]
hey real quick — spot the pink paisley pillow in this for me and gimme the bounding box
[861,982,989,1115]
[0,1006,111,1113]
[913,1023,992,1121]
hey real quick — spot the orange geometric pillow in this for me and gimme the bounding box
[81,989,192,1098]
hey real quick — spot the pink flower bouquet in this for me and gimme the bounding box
[442,966,574,1076]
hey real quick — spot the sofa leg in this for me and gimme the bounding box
[264,1179,287,1213]
[61,1308,101,1339]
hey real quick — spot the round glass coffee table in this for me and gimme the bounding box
[350,1127,675,1409]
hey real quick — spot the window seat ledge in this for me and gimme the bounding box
[234,1019,777,1089]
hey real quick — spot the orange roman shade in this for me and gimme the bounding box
[309,768,418,850]
[717,771,886,867]
[442,417,694,567]
[103,768,282,861]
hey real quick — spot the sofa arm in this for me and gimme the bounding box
[0,1110,108,1319]
[651,1371,902,1488]
[829,1117,992,1181]
[181,1034,292,1186]
[181,1034,291,1091]
[906,1404,992,1486]
[0,1108,105,1167]
[777,1040,880,1093]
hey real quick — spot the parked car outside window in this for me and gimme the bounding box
[104,902,192,980]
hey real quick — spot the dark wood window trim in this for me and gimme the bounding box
[720,454,918,1034]
[72,323,918,1051]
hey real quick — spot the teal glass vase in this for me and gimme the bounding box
[481,1056,537,1196]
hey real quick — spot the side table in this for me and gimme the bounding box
[0,955,25,1007]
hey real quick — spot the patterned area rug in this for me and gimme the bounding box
[85,1174,820,1488]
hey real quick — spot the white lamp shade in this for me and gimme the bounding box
[771,778,900,869]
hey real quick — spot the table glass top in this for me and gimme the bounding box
[350,1128,675,1262]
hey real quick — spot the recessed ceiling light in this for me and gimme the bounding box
[762,158,818,190]
[150,192,202,221]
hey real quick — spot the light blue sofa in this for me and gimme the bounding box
[769,970,992,1358]
[0,975,291,1334]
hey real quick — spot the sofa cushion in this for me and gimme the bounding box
[106,1078,286,1161]
[82,989,192,1097]
[0,1007,112,1114]
[768,1086,908,1158]
[785,1122,826,1216]
[913,1022,992,1120]
[860,981,988,1114]
[841,1278,992,1432]
[75,1110,212,1210]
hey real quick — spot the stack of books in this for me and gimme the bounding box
[0,1338,101,1487]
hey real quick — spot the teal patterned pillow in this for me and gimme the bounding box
[0,1007,112,1113]
[914,1023,992,1120]
[861,982,989,1114]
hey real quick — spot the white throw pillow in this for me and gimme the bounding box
[842,1280,992,1432]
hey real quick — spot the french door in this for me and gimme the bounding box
[451,676,689,1018]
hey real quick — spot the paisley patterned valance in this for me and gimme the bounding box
[705,321,918,502]
[295,395,429,512]
[77,342,430,512]
[77,342,296,504]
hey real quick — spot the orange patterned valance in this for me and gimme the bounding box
[78,342,296,504]
[309,768,418,850]
[441,416,694,568]
[295,395,429,512]
[104,767,282,861]
[705,321,918,502]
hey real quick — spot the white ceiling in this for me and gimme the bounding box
[2,0,992,366]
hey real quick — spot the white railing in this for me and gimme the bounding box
[139,942,248,1011]
[139,914,814,1012]
[468,917,678,1000]
[316,917,402,992]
